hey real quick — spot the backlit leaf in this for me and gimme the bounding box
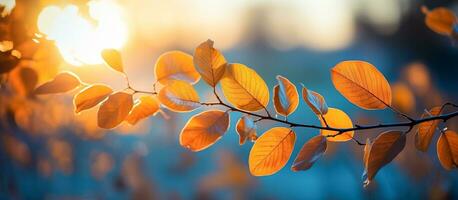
[34,72,80,95]
[320,108,354,142]
[97,92,133,129]
[155,51,200,85]
[158,80,200,112]
[125,96,160,125]
[249,127,296,176]
[363,131,406,187]
[101,49,124,73]
[302,85,328,115]
[422,6,457,35]
[180,110,230,152]
[331,61,392,110]
[273,75,299,116]
[9,67,38,96]
[74,84,113,113]
[193,39,227,86]
[291,135,327,171]
[437,130,458,170]
[221,63,269,112]
[235,116,257,145]
[415,106,442,152]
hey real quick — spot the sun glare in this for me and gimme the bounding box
[37,0,127,66]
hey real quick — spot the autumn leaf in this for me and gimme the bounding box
[34,71,81,95]
[363,131,406,187]
[74,84,113,114]
[437,130,458,170]
[193,39,227,86]
[291,135,327,171]
[320,108,354,142]
[249,127,295,176]
[158,80,200,112]
[155,51,200,85]
[273,75,299,116]
[125,96,160,125]
[221,63,269,112]
[180,110,230,152]
[97,92,133,129]
[235,116,257,145]
[392,82,415,113]
[302,85,328,115]
[101,49,124,73]
[422,6,457,36]
[415,106,442,152]
[9,67,38,96]
[331,60,392,110]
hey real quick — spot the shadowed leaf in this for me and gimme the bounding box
[437,130,458,170]
[193,39,227,86]
[101,49,124,73]
[291,135,327,171]
[235,116,257,145]
[273,75,299,116]
[320,108,354,142]
[155,51,200,85]
[34,72,80,95]
[415,106,442,152]
[98,92,133,129]
[158,80,200,112]
[74,84,112,113]
[302,85,328,115]
[126,96,160,125]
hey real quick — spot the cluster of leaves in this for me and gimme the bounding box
[422,6,458,40]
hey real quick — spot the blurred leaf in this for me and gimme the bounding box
[34,72,80,95]
[2,134,31,166]
[437,130,458,170]
[180,110,230,152]
[415,106,442,152]
[221,63,269,112]
[0,51,19,73]
[91,152,114,180]
[273,75,299,116]
[193,39,227,86]
[101,49,124,73]
[74,84,113,114]
[155,51,200,85]
[235,116,257,145]
[302,85,328,115]
[331,61,392,110]
[422,6,457,36]
[126,96,160,125]
[249,127,295,176]
[320,108,354,142]
[291,135,327,171]
[48,139,73,173]
[158,80,200,112]
[392,82,415,114]
[9,67,38,96]
[97,92,133,129]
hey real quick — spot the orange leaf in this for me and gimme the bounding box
[193,39,227,86]
[9,67,38,96]
[74,84,113,114]
[180,110,230,152]
[125,96,160,125]
[320,108,354,142]
[415,106,442,152]
[423,6,457,35]
[249,127,296,176]
[331,61,392,110]
[437,130,458,170]
[158,80,200,112]
[302,85,328,115]
[273,75,299,116]
[155,51,200,85]
[34,71,81,95]
[97,92,133,129]
[235,116,257,145]
[101,49,124,73]
[291,135,327,171]
[392,82,415,114]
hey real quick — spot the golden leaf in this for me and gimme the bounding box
[291,135,327,171]
[423,6,457,35]
[302,85,328,115]
[158,80,200,112]
[74,84,113,114]
[221,63,269,112]
[331,61,392,110]
[273,75,299,116]
[235,116,257,145]
[34,71,81,95]
[180,110,230,152]
[101,49,124,73]
[415,106,442,152]
[193,39,227,86]
[320,108,354,142]
[125,96,160,125]
[437,130,458,170]
[155,51,200,85]
[97,92,133,129]
[249,127,296,176]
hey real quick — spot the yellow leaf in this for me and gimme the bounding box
[422,6,457,35]
[125,96,160,125]
[97,92,133,129]
[34,71,81,95]
[193,39,227,86]
[320,108,354,142]
[392,82,415,114]
[437,130,458,170]
[155,51,200,85]
[180,110,230,152]
[74,84,113,114]
[363,131,406,187]
[331,60,392,110]
[291,135,327,171]
[235,116,257,145]
[249,127,296,176]
[273,75,299,116]
[101,49,124,73]
[221,63,269,112]
[415,106,442,152]
[158,80,200,112]
[302,85,328,115]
